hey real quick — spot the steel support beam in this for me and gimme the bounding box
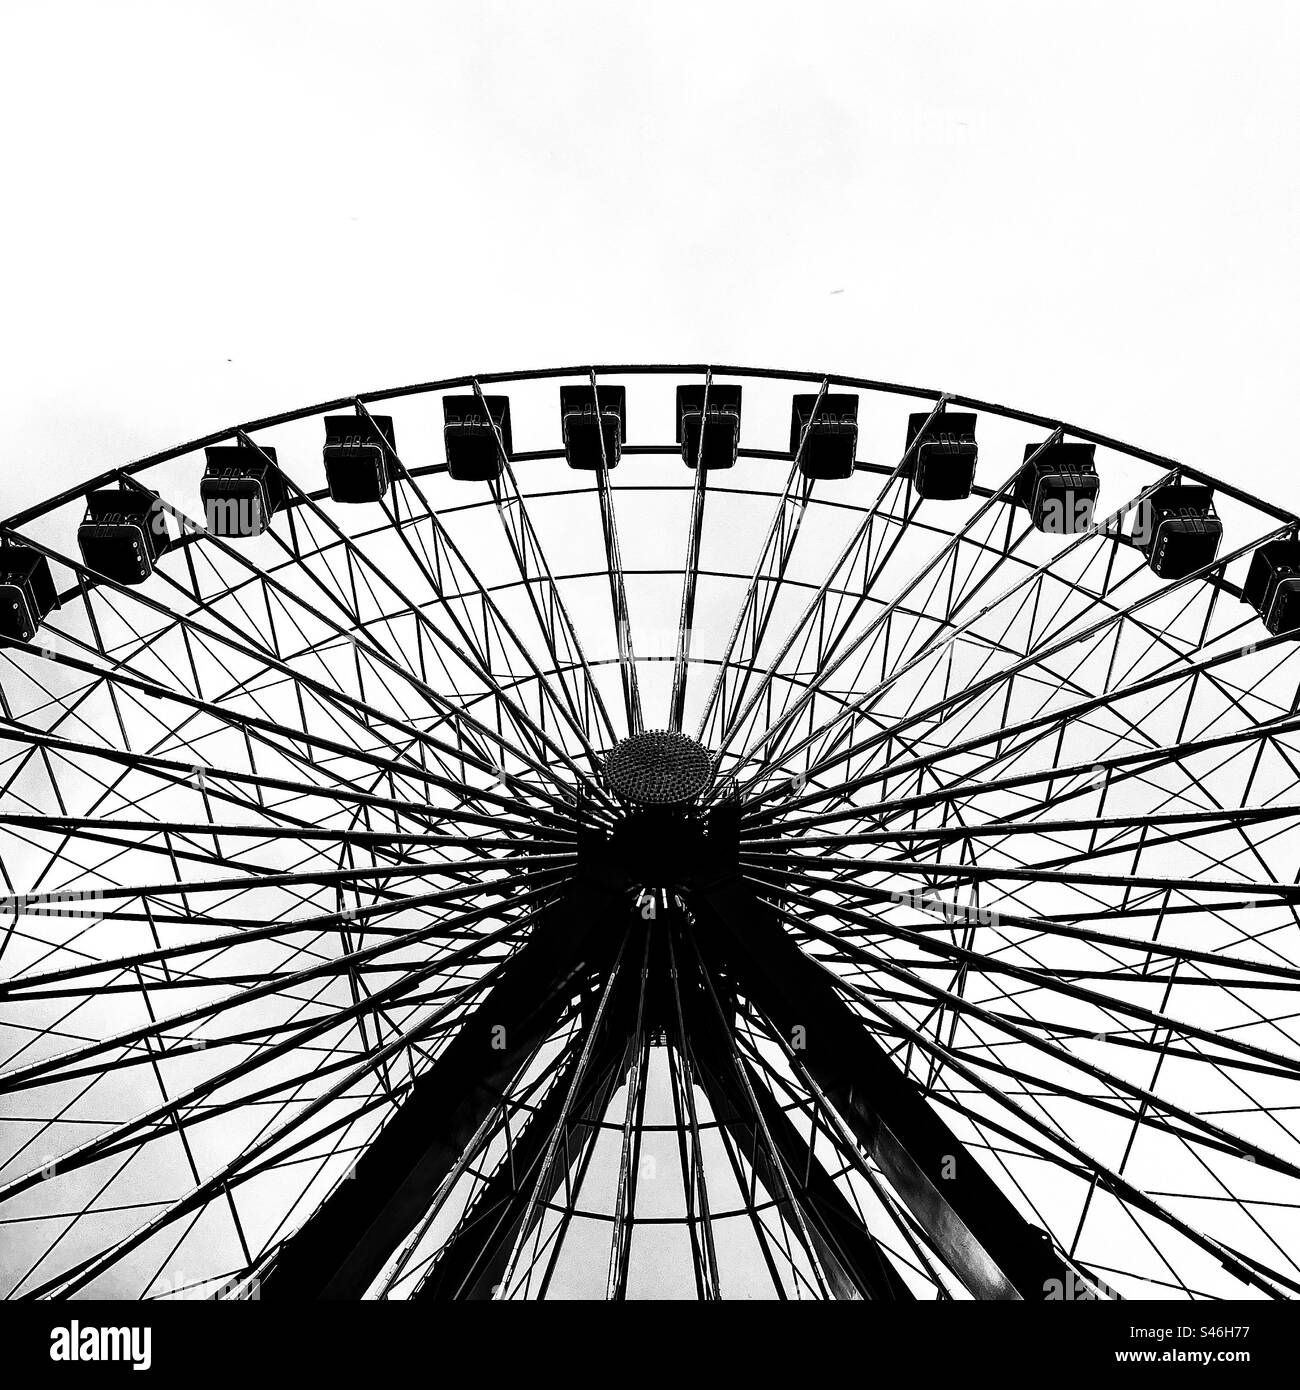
[413,1032,628,1300]
[691,871,1078,1300]
[259,874,623,1299]
[681,961,915,1300]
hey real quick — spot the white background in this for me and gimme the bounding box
[1,0,1297,514]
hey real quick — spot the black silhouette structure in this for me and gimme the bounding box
[2,366,1299,1302]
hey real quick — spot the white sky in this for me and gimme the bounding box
[1,0,1297,519]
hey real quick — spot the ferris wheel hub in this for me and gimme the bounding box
[604,730,712,807]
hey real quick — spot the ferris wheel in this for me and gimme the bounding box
[2,363,1299,1301]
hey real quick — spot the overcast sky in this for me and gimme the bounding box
[2,0,1297,519]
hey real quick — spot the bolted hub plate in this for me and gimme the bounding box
[605,730,712,807]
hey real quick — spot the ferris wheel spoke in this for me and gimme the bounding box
[0,966,531,1192]
[494,925,636,1299]
[1,985,470,1230]
[660,920,723,1297]
[917,1056,1260,1300]
[761,701,1300,849]
[589,455,643,739]
[742,852,1300,988]
[690,874,1087,1297]
[399,1034,599,1300]
[0,719,572,845]
[761,777,1271,924]
[0,877,562,1098]
[731,1028,1034,1299]
[6,984,461,1234]
[0,785,525,974]
[797,773,1300,935]
[460,377,619,758]
[9,973,488,1199]
[601,918,653,1300]
[696,1091,804,1297]
[696,378,830,750]
[75,494,599,817]
[797,580,1272,833]
[774,870,1300,1104]
[0,812,538,848]
[860,689,1300,913]
[770,889,1300,1085]
[326,437,610,779]
[10,951,525,1301]
[736,467,1240,794]
[755,511,1286,804]
[996,793,1298,895]
[0,618,515,913]
[0,850,399,1034]
[707,391,946,766]
[0,813,551,861]
[721,440,1049,783]
[71,497,502,782]
[733,462,1168,783]
[0,951,537,1300]
[676,933,909,1298]
[367,408,610,764]
[0,747,493,896]
[227,437,612,797]
[824,949,1300,1193]
[667,372,717,735]
[744,613,1300,824]
[484,464,616,757]
[10,539,586,830]
[7,631,583,841]
[506,1056,624,1304]
[678,925,833,1298]
[250,868,621,1300]
[713,474,924,773]
[0,733,554,996]
[0,733,408,881]
[750,877,1300,1088]
[728,1019,958,1296]
[782,970,1269,1299]
[744,849,1300,907]
[0,852,571,936]
[822,971,1300,1298]
[747,801,1300,853]
[1,860,560,1014]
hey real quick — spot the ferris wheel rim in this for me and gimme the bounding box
[5,362,1296,535]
